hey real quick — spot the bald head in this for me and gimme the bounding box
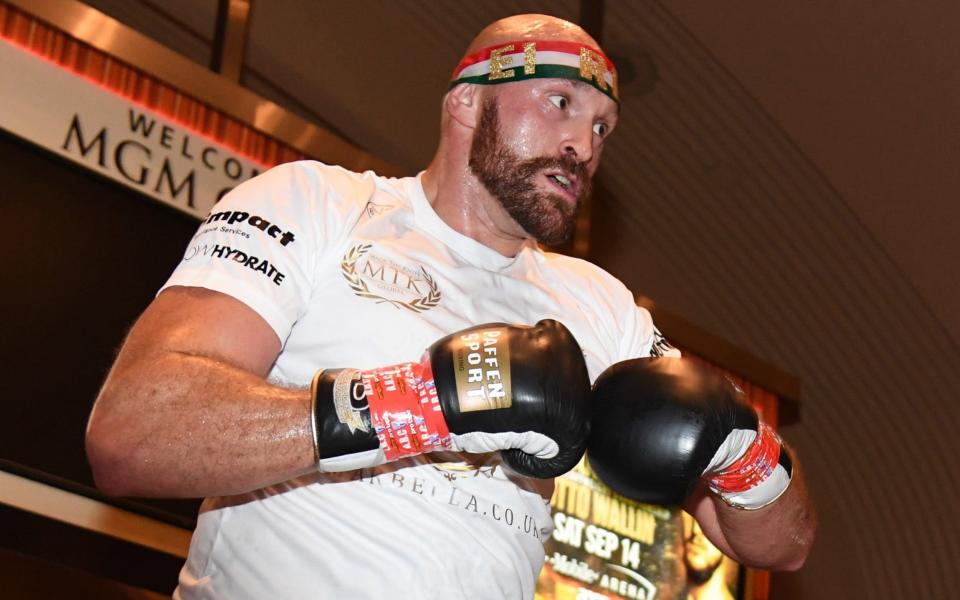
[464,14,601,56]
[448,14,619,106]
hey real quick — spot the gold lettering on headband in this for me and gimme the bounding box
[611,68,620,100]
[523,42,537,75]
[488,44,515,80]
[579,47,610,92]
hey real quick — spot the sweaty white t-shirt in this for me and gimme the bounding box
[162,161,673,599]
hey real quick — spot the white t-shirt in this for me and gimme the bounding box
[163,161,672,599]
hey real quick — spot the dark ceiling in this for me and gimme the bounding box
[61,1,960,598]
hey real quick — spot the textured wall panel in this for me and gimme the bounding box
[594,2,960,598]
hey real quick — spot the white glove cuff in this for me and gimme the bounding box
[450,431,559,459]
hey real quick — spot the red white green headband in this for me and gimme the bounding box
[451,40,619,103]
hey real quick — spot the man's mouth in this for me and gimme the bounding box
[545,172,579,200]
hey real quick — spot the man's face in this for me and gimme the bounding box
[683,513,725,583]
[467,80,617,245]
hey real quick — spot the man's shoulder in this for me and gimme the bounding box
[534,250,665,364]
[536,250,632,296]
[239,160,417,220]
[266,160,409,196]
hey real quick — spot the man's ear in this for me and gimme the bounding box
[445,84,481,129]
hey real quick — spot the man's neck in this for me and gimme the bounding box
[420,159,530,258]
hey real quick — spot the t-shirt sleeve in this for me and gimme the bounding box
[160,161,353,343]
[600,272,680,361]
[619,303,682,360]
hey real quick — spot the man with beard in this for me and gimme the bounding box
[86,13,814,600]
[682,511,737,600]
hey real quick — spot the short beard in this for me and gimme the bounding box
[685,559,723,585]
[468,98,591,246]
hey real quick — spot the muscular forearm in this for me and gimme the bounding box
[686,458,816,570]
[86,350,316,498]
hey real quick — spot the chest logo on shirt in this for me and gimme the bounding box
[341,243,442,312]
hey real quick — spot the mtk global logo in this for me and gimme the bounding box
[340,243,441,312]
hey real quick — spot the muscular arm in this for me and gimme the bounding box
[684,454,816,571]
[85,286,317,498]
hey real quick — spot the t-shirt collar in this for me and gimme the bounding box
[407,172,535,270]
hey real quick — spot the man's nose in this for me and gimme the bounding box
[561,124,594,165]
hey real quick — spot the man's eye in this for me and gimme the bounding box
[593,122,608,137]
[549,95,569,109]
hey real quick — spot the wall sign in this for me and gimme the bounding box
[0,39,264,220]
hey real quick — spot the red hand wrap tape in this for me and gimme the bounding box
[708,421,782,494]
[362,360,450,462]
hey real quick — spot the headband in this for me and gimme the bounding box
[450,40,619,103]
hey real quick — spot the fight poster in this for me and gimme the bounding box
[534,457,739,600]
[536,362,778,600]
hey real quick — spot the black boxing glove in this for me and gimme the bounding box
[587,357,793,508]
[312,320,591,478]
